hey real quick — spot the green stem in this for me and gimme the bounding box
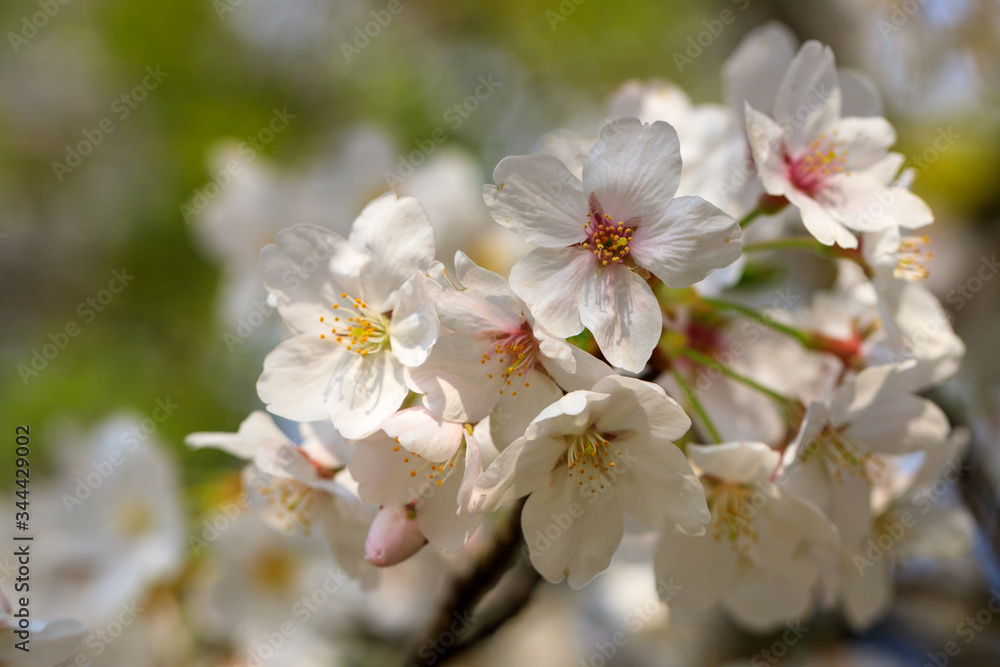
[679,348,794,413]
[669,367,722,444]
[700,297,813,347]
[743,238,874,277]
[738,208,763,229]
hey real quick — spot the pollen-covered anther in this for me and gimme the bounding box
[584,212,634,267]
[789,133,850,195]
[565,428,622,496]
[805,424,886,485]
[320,291,390,355]
[261,479,318,538]
[894,234,932,281]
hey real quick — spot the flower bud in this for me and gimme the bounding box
[364,505,427,567]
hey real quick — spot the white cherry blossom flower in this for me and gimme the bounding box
[780,362,951,553]
[475,375,710,588]
[256,192,441,438]
[486,117,742,372]
[407,251,613,450]
[745,41,932,249]
[655,442,838,632]
[350,408,485,554]
[186,411,377,584]
[838,428,975,630]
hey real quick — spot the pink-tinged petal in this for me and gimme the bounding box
[522,471,625,588]
[582,118,682,223]
[326,350,409,440]
[591,376,691,441]
[489,369,563,452]
[821,174,933,234]
[388,271,441,368]
[833,116,896,171]
[689,442,779,485]
[260,224,366,332]
[474,435,566,513]
[436,251,525,333]
[364,505,427,567]
[350,433,427,507]
[630,195,742,288]
[484,155,588,247]
[382,407,464,461]
[745,104,792,197]
[773,41,840,150]
[509,246,594,338]
[654,532,737,621]
[408,333,506,423]
[578,263,660,373]
[348,193,437,307]
[785,188,859,248]
[612,432,709,534]
[846,393,950,455]
[723,22,797,116]
[257,334,343,423]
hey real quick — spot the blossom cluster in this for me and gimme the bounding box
[188,23,971,636]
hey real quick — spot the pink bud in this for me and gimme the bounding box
[365,505,427,567]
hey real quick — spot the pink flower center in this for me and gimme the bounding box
[480,324,539,397]
[786,132,849,196]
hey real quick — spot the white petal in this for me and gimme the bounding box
[522,471,625,588]
[786,188,859,248]
[0,617,86,667]
[436,251,525,333]
[746,104,792,197]
[348,193,437,307]
[654,532,736,620]
[510,246,594,338]
[834,116,896,172]
[539,343,615,393]
[773,41,841,150]
[838,69,882,117]
[489,370,564,453]
[613,432,709,534]
[257,334,343,423]
[723,22,797,115]
[388,271,441,367]
[846,393,950,455]
[724,576,819,633]
[689,442,779,485]
[474,435,566,513]
[592,375,691,442]
[326,349,409,440]
[582,118,682,224]
[578,262,660,373]
[484,154,588,247]
[629,195,742,288]
[185,410,289,460]
[381,407,464,461]
[841,554,892,631]
[408,333,505,423]
[260,224,366,332]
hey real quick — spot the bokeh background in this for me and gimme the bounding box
[2,0,1000,665]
